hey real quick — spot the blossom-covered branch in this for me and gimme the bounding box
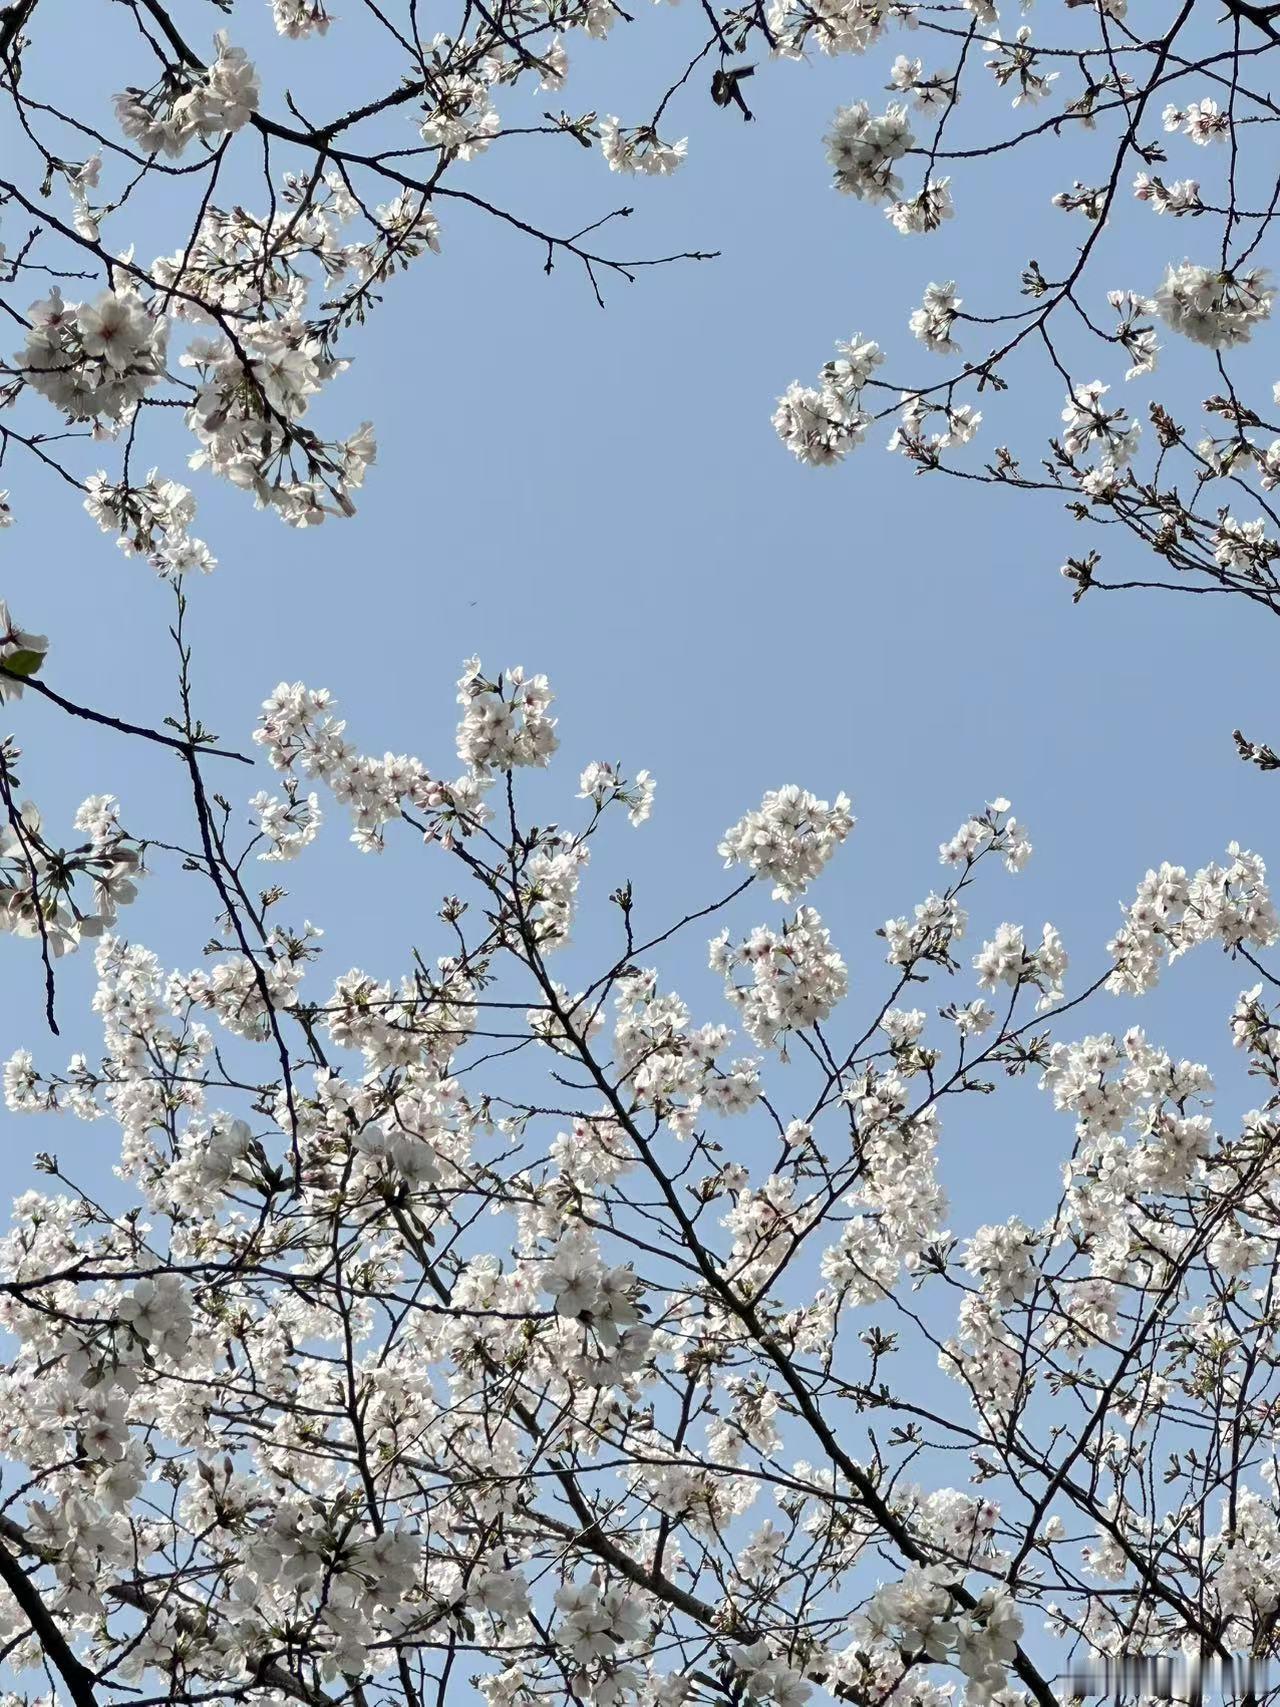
[2,635,1280,1707]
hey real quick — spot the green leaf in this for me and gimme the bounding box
[3,648,44,679]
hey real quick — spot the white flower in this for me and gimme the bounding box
[720,784,854,899]
[456,660,558,773]
[599,117,687,174]
[825,100,914,202]
[910,280,961,352]
[1154,261,1272,348]
[0,600,48,702]
[272,0,332,35]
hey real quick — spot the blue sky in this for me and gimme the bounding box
[2,0,1278,1246]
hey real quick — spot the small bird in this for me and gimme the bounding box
[711,64,755,121]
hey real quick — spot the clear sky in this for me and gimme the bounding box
[2,0,1277,1250]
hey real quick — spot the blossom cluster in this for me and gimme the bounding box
[113,33,260,159]
[16,287,165,426]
